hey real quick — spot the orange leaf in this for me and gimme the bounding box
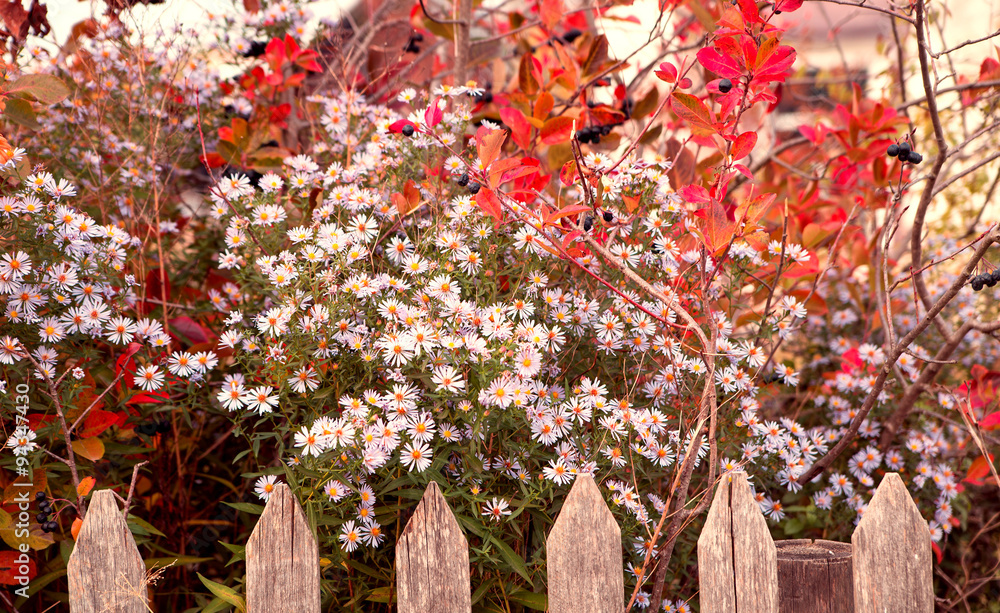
[71,517,82,541]
[731,131,757,160]
[72,438,105,462]
[695,200,736,253]
[77,476,96,498]
[671,92,717,136]
[964,454,996,486]
[476,126,507,170]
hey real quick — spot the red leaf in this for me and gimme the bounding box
[541,116,577,144]
[115,342,143,378]
[169,316,214,346]
[697,47,743,79]
[389,119,417,134]
[963,454,996,486]
[475,188,503,222]
[499,107,532,150]
[0,551,36,586]
[78,409,125,439]
[424,98,444,128]
[931,542,943,564]
[655,61,677,83]
[753,37,796,83]
[476,126,508,170]
[774,0,803,12]
[980,411,1000,431]
[731,131,757,160]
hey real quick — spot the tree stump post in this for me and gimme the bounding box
[775,539,853,613]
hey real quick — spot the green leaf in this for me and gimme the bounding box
[197,573,246,613]
[222,502,264,515]
[4,98,40,130]
[489,536,532,586]
[508,588,547,610]
[366,586,393,603]
[471,577,496,604]
[6,74,70,104]
[220,542,245,567]
[144,556,211,569]
[127,515,166,537]
[783,518,804,536]
[201,596,235,613]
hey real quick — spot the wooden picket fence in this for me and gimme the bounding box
[65,472,933,612]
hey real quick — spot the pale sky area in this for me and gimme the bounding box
[36,0,1000,102]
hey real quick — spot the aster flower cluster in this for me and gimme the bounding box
[205,84,824,605]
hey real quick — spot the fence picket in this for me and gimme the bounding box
[395,481,471,613]
[698,472,778,613]
[67,490,147,613]
[546,474,623,613]
[245,483,321,613]
[851,472,933,612]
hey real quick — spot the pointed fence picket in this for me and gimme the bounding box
[65,472,932,612]
[698,471,933,613]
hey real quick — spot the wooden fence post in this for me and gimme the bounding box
[546,474,623,613]
[775,539,853,613]
[395,481,471,613]
[245,483,320,613]
[67,490,147,613]
[698,472,778,613]
[852,472,933,612]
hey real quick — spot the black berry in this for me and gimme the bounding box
[600,125,612,136]
[456,173,469,187]
[468,182,481,194]
[562,28,582,43]
[401,124,415,137]
[991,270,1000,284]
[972,277,985,291]
[39,501,51,513]
[718,78,733,94]
[603,210,614,223]
[898,141,911,155]
[44,521,57,532]
[583,215,593,231]
[907,151,922,164]
[887,144,900,157]
[35,491,46,502]
[36,513,48,523]
[986,273,998,288]
[413,32,424,42]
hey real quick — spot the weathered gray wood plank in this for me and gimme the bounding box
[246,483,320,613]
[68,490,147,613]
[395,481,471,613]
[698,472,778,613]
[852,472,933,613]
[547,474,623,613]
[776,539,853,613]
